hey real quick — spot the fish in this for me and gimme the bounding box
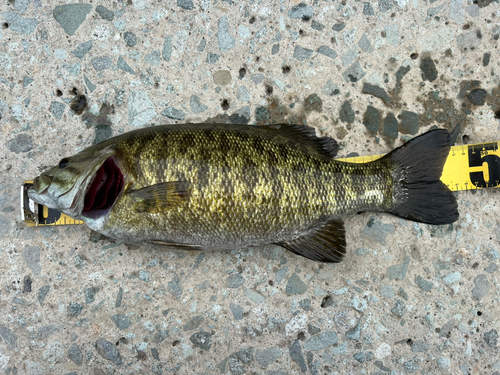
[28,123,459,263]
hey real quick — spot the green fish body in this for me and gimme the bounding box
[28,124,458,262]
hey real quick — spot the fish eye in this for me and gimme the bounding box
[58,158,69,168]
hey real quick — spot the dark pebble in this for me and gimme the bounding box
[96,5,114,21]
[23,275,32,293]
[420,57,438,82]
[151,348,160,360]
[93,124,113,145]
[190,331,212,350]
[124,31,137,47]
[68,302,83,317]
[84,287,98,304]
[362,83,391,106]
[363,2,375,15]
[483,52,491,67]
[467,88,487,106]
[177,0,194,10]
[363,106,380,133]
[37,285,50,305]
[339,101,355,124]
[289,340,307,372]
[484,329,498,348]
[237,347,254,364]
[332,22,346,31]
[96,338,123,365]
[6,134,33,153]
[111,314,132,330]
[396,65,410,83]
[400,110,420,135]
[383,113,398,139]
[308,324,321,335]
[304,93,322,112]
[67,343,83,366]
[311,20,325,31]
[183,316,204,331]
[255,106,270,123]
[299,298,311,311]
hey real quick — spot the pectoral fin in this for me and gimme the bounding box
[128,181,191,213]
[275,218,346,263]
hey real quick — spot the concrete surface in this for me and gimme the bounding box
[1,0,500,374]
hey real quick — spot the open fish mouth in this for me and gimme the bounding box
[82,156,124,219]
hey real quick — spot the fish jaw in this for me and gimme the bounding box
[28,147,122,220]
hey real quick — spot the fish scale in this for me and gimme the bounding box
[101,125,392,249]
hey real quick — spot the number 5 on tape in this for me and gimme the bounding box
[442,142,500,191]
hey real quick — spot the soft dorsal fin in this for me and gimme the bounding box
[258,123,339,159]
[127,181,191,213]
[275,218,346,263]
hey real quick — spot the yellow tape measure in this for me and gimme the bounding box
[22,140,500,227]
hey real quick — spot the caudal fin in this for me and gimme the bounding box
[383,129,459,225]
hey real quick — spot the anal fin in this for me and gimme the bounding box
[275,218,346,263]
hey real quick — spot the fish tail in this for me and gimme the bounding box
[383,129,459,224]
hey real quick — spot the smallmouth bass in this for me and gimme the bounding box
[28,124,458,262]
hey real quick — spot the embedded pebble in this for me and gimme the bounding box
[91,56,112,71]
[294,46,313,61]
[420,57,438,81]
[3,12,38,35]
[318,46,337,59]
[72,40,93,59]
[217,16,235,53]
[472,274,489,300]
[339,101,355,124]
[484,329,498,348]
[289,340,307,372]
[128,90,156,127]
[400,111,420,135]
[96,338,123,365]
[229,303,244,320]
[288,3,313,20]
[190,95,208,113]
[162,106,185,120]
[117,56,135,74]
[363,105,380,133]
[285,273,307,295]
[213,70,232,86]
[53,4,93,36]
[178,0,194,10]
[190,332,212,350]
[96,5,114,21]
[0,325,17,350]
[255,347,282,367]
[227,273,246,288]
[467,89,487,106]
[7,134,33,154]
[362,217,395,245]
[415,276,433,292]
[67,343,83,366]
[383,113,398,139]
[442,271,461,284]
[343,61,365,82]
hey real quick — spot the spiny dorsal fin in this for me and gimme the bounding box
[258,123,339,159]
[275,218,346,263]
[128,181,191,213]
